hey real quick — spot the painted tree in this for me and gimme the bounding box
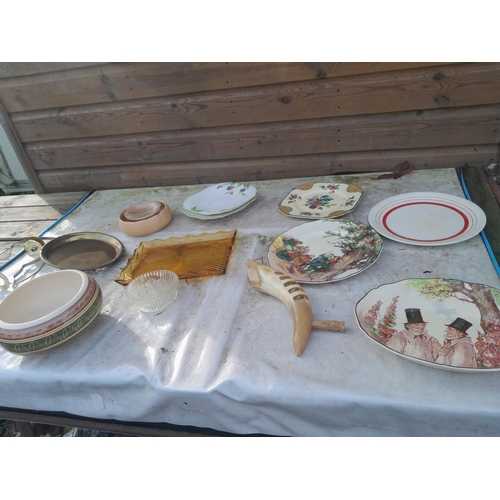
[317,223,382,280]
[404,279,500,367]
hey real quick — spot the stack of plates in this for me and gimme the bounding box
[180,182,257,220]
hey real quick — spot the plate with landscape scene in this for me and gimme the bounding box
[267,219,383,283]
[355,278,500,372]
[278,182,363,219]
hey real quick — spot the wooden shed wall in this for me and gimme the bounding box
[0,62,499,193]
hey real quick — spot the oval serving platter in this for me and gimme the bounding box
[182,182,257,216]
[267,219,383,284]
[355,278,500,372]
[368,192,486,246]
[278,182,363,219]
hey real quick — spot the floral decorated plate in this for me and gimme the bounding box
[368,192,486,246]
[267,219,382,283]
[278,182,363,219]
[355,278,500,372]
[182,182,257,216]
[179,196,256,220]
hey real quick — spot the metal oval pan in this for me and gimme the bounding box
[40,232,124,271]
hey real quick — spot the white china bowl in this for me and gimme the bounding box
[125,269,179,313]
[0,270,102,354]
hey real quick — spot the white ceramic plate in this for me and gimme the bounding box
[355,278,500,372]
[179,196,256,219]
[267,219,383,283]
[182,182,257,215]
[278,182,363,219]
[368,192,486,246]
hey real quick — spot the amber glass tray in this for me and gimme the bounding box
[115,230,237,285]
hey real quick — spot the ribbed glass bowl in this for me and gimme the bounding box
[125,270,179,313]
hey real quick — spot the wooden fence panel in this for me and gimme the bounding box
[0,63,104,79]
[0,62,498,193]
[36,145,499,192]
[26,105,500,171]
[0,62,452,113]
[11,63,500,143]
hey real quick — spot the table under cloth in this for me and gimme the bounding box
[1,168,499,437]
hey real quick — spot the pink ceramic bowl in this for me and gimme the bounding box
[119,200,173,237]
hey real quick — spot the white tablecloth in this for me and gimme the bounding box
[1,168,499,436]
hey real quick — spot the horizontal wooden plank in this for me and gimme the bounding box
[0,220,54,239]
[0,191,88,208]
[0,63,105,79]
[0,62,454,113]
[12,63,500,143]
[36,145,499,192]
[0,205,68,222]
[26,105,500,171]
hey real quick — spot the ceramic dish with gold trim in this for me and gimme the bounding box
[278,182,363,219]
[182,183,256,216]
[0,270,102,354]
[267,219,382,283]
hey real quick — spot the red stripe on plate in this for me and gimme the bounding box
[382,201,470,242]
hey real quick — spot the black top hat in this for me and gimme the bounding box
[445,317,472,334]
[405,308,426,324]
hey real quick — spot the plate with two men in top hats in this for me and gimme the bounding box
[355,278,500,372]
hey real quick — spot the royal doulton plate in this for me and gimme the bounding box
[182,182,257,216]
[278,182,363,219]
[267,219,383,283]
[368,192,486,246]
[355,278,500,372]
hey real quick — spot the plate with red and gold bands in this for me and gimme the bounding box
[368,192,486,246]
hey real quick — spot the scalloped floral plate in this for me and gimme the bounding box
[355,278,500,372]
[182,182,257,216]
[278,182,363,219]
[267,219,382,283]
[179,195,256,220]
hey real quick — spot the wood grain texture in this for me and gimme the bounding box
[0,63,104,79]
[0,191,89,264]
[36,145,499,192]
[0,62,453,113]
[25,105,500,171]
[0,62,498,193]
[0,205,68,221]
[0,220,57,239]
[0,192,88,208]
[11,63,500,142]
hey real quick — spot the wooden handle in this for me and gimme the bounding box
[312,320,345,332]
